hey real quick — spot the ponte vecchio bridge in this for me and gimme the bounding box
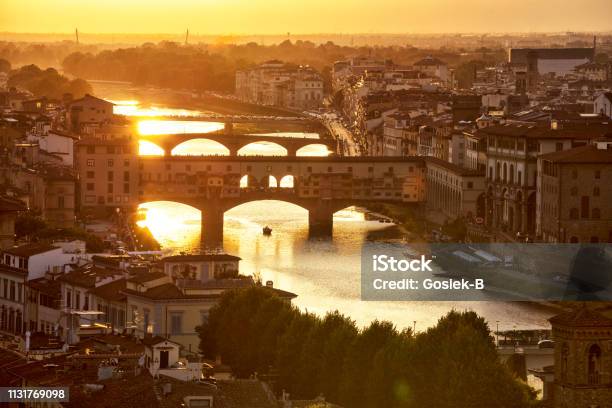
[137,156,426,245]
[139,132,338,157]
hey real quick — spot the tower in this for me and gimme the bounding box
[549,307,612,408]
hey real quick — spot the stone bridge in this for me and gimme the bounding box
[139,132,338,156]
[137,156,426,245]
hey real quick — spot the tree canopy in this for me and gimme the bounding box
[8,64,92,99]
[198,287,538,408]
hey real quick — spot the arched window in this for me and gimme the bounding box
[503,163,507,182]
[509,164,514,183]
[569,208,579,219]
[588,344,602,384]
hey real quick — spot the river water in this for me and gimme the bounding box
[94,82,555,334]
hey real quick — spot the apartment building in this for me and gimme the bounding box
[75,137,140,212]
[538,139,612,243]
[235,61,324,110]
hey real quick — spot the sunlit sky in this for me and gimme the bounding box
[1,0,611,34]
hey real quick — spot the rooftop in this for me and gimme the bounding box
[539,144,612,164]
[550,306,612,328]
[3,243,58,258]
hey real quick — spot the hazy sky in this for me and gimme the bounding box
[1,0,611,34]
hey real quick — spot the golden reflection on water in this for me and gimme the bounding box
[111,100,203,117]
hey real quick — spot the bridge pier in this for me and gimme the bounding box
[308,202,334,237]
[201,206,224,247]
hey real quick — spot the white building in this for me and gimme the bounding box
[38,130,77,167]
[594,92,612,118]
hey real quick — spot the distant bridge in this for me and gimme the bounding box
[138,156,426,245]
[139,132,338,156]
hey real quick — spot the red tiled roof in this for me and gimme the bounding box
[89,278,127,302]
[0,196,26,212]
[478,124,612,140]
[549,306,612,328]
[539,144,612,164]
[3,243,57,257]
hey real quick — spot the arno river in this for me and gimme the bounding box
[94,82,554,334]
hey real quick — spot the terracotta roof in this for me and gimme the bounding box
[0,196,26,212]
[68,94,115,107]
[127,272,167,284]
[478,124,612,140]
[65,372,160,408]
[0,263,28,277]
[27,277,61,298]
[141,336,181,348]
[539,144,612,164]
[89,278,127,302]
[123,283,191,300]
[549,306,612,328]
[162,254,241,263]
[425,156,485,177]
[58,265,124,288]
[3,243,57,257]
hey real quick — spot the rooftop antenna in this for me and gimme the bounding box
[75,28,79,45]
[185,29,189,45]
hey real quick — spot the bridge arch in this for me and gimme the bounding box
[171,139,230,156]
[238,141,288,156]
[279,175,295,188]
[139,140,165,156]
[296,143,333,157]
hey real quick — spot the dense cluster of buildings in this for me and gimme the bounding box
[330,46,612,244]
[235,60,324,110]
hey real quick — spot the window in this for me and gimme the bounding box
[58,196,64,209]
[87,159,95,167]
[86,146,95,154]
[86,171,94,178]
[107,184,114,194]
[124,159,130,167]
[587,344,602,385]
[571,168,578,179]
[594,186,600,196]
[170,312,183,335]
[467,182,473,189]
[581,196,590,219]
[9,281,15,301]
[107,171,114,182]
[123,171,130,182]
[107,159,114,167]
[66,289,72,308]
[86,183,94,191]
[594,169,601,179]
[592,208,601,219]
[555,142,563,151]
[107,146,115,154]
[123,183,130,194]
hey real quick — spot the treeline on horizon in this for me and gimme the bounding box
[0,60,92,100]
[1,40,509,92]
[197,287,540,408]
